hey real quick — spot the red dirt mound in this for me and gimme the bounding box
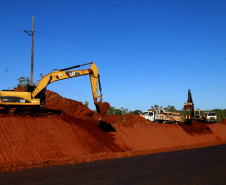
[124,114,155,127]
[1,88,226,173]
[221,119,226,124]
[102,115,124,124]
[0,113,126,172]
[14,87,109,120]
[102,114,155,127]
[45,90,96,119]
[180,121,212,135]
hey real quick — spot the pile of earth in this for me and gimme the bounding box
[221,119,226,124]
[0,89,226,172]
[45,90,95,119]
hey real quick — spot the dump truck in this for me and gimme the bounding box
[141,109,182,123]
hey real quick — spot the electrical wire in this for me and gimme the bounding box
[0,27,24,32]
[1,27,226,77]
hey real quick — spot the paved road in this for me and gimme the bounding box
[1,144,226,185]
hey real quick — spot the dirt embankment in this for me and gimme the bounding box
[0,90,226,172]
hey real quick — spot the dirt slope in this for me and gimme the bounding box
[0,90,226,172]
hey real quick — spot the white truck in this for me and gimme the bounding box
[203,112,217,123]
[141,109,182,124]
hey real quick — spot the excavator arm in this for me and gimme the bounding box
[32,62,109,115]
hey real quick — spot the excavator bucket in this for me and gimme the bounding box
[95,102,110,119]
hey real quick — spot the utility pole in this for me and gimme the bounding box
[31,15,34,86]
[24,15,35,86]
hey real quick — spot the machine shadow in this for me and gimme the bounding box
[14,108,62,117]
[99,120,116,132]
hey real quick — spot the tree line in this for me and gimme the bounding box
[106,107,142,116]
[105,104,226,123]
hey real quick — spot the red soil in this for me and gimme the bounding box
[180,121,212,135]
[221,119,226,124]
[0,89,226,172]
[45,90,95,119]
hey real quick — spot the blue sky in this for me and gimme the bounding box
[0,0,226,111]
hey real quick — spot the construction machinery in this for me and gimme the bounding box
[141,109,182,124]
[0,62,109,116]
[202,112,217,123]
[194,110,217,123]
[184,89,194,123]
[183,89,217,123]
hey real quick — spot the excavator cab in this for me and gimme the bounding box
[194,110,201,121]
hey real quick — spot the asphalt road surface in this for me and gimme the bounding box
[1,144,226,185]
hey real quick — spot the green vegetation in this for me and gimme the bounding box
[149,104,176,112]
[84,101,89,106]
[212,109,226,123]
[106,104,226,123]
[106,106,142,116]
[17,74,44,88]
[130,109,142,115]
[17,76,30,87]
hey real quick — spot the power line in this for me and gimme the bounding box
[0,27,24,32]
[35,31,226,77]
[1,27,226,77]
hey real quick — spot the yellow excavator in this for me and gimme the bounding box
[0,62,110,116]
[184,89,194,123]
[184,89,204,123]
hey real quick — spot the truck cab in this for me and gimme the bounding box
[142,111,155,121]
[204,112,217,123]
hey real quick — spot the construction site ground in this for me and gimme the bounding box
[0,90,226,173]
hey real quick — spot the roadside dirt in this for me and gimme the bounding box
[0,90,226,172]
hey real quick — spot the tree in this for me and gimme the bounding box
[17,76,30,87]
[36,73,44,84]
[106,107,142,116]
[154,104,159,109]
[106,106,116,115]
[106,106,123,115]
[164,105,176,112]
[150,104,160,110]
[130,109,142,115]
[84,101,89,106]
[115,109,123,116]
[121,107,129,115]
[212,109,226,123]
